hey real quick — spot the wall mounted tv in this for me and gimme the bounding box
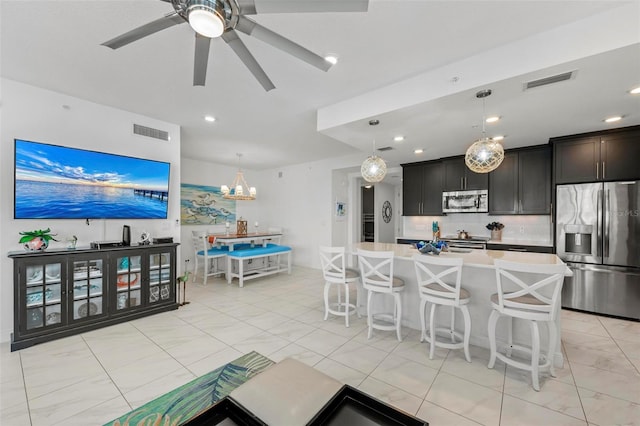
[14,139,171,219]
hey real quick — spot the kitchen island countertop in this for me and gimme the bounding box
[352,242,568,273]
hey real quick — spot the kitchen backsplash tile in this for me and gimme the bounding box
[403,214,552,243]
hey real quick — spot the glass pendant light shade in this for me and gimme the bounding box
[465,89,504,173]
[465,137,504,173]
[361,155,387,183]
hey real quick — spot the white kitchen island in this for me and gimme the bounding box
[349,242,571,367]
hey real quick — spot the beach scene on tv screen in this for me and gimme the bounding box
[15,140,170,219]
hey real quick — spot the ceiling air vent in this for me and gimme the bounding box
[377,146,394,152]
[524,71,575,90]
[133,123,170,141]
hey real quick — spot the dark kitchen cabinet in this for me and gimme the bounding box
[489,146,551,215]
[9,243,178,351]
[402,161,443,216]
[552,126,640,184]
[442,157,488,191]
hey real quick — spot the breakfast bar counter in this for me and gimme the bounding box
[348,242,570,366]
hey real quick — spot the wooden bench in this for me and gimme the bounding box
[226,243,292,287]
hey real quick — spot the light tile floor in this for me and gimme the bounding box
[1,266,640,425]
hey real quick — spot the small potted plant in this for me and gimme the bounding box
[486,222,504,241]
[19,228,58,252]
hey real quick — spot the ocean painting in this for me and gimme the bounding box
[14,140,171,219]
[180,183,236,225]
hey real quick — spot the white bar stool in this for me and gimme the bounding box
[413,254,471,362]
[357,249,405,341]
[319,246,361,327]
[487,259,566,391]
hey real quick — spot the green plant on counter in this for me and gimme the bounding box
[486,222,504,231]
[18,228,58,244]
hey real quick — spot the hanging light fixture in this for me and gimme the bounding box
[220,153,256,200]
[465,89,504,173]
[361,119,387,183]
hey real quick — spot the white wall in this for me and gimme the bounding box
[1,79,181,343]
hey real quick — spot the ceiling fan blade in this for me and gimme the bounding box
[102,13,184,49]
[237,0,368,14]
[222,30,275,91]
[193,34,212,86]
[236,16,331,71]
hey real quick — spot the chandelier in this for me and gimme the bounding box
[220,153,256,200]
[465,89,504,173]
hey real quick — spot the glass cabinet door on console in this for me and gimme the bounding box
[20,258,65,334]
[147,250,174,306]
[114,254,142,312]
[70,255,107,323]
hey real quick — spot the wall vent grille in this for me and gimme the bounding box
[525,71,575,90]
[378,146,394,152]
[133,123,170,141]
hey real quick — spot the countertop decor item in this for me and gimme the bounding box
[221,153,257,200]
[19,228,58,251]
[487,222,504,241]
[465,89,505,173]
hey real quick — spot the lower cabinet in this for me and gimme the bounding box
[10,243,178,351]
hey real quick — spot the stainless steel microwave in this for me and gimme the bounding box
[442,189,488,213]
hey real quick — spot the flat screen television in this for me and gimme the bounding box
[14,139,171,219]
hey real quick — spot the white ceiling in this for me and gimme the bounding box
[2,0,639,171]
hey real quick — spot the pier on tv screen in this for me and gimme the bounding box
[14,139,171,219]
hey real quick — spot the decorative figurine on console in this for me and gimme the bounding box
[139,231,151,245]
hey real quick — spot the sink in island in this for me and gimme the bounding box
[348,242,570,367]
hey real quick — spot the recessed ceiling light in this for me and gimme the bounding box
[492,135,504,141]
[486,116,500,123]
[414,149,423,154]
[605,116,622,123]
[324,55,338,65]
[204,115,216,122]
[394,136,404,142]
[630,86,640,94]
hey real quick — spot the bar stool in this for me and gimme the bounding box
[191,231,226,285]
[319,246,361,327]
[487,259,566,391]
[413,254,471,362]
[357,249,405,341]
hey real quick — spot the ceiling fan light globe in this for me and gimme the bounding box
[188,7,225,38]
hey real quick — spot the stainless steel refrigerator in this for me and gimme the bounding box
[556,181,640,320]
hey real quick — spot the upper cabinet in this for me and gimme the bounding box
[402,161,443,216]
[552,126,640,184]
[489,146,551,215]
[442,157,488,191]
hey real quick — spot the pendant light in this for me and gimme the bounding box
[465,89,504,173]
[220,153,256,200]
[361,119,387,183]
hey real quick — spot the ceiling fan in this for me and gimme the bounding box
[102,0,368,91]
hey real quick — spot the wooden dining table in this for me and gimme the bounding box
[208,232,282,252]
